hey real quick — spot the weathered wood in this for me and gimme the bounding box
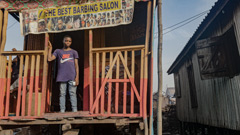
[5,56,12,117]
[123,51,127,114]
[21,55,29,116]
[0,10,3,48]
[91,45,145,52]
[131,51,135,114]
[96,53,99,114]
[0,51,44,55]
[107,52,113,114]
[16,55,24,117]
[35,55,40,116]
[101,52,106,114]
[140,49,144,117]
[28,55,36,116]
[0,10,8,52]
[115,55,120,113]
[89,30,94,113]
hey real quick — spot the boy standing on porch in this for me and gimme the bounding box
[48,35,79,113]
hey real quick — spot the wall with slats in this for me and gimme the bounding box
[175,2,240,130]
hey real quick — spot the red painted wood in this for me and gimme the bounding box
[101,77,104,114]
[149,58,153,117]
[35,75,39,116]
[107,82,112,114]
[140,78,143,117]
[131,83,134,114]
[107,79,130,83]
[143,79,148,119]
[96,78,99,113]
[115,82,119,113]
[129,77,140,101]
[21,77,28,116]
[28,76,34,116]
[83,63,89,111]
[16,77,22,117]
[123,82,127,114]
[5,78,11,117]
[0,78,4,117]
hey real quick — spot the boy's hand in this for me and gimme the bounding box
[75,78,79,86]
[48,41,52,49]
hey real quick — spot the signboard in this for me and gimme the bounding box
[20,0,134,35]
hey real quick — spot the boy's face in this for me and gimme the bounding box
[63,37,72,47]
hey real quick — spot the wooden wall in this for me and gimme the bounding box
[174,2,240,130]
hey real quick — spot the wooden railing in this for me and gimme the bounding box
[0,50,49,119]
[89,45,145,117]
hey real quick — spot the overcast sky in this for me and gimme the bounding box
[5,0,218,94]
[152,0,218,93]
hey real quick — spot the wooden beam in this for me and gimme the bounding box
[95,53,99,114]
[101,52,106,114]
[131,51,135,114]
[89,30,93,113]
[5,56,12,117]
[91,45,145,52]
[21,55,29,116]
[0,50,45,55]
[107,52,113,114]
[0,10,3,49]
[28,55,36,116]
[35,55,40,116]
[16,55,24,117]
[0,10,8,52]
[123,51,127,114]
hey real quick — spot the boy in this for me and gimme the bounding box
[48,35,79,113]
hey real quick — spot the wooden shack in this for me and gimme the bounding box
[168,0,240,132]
[0,0,157,134]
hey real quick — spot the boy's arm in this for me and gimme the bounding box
[74,59,79,86]
[48,41,56,61]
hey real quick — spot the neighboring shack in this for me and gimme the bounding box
[168,0,240,131]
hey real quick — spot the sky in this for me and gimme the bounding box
[152,0,218,94]
[4,0,218,94]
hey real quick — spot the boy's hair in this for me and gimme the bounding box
[63,35,72,40]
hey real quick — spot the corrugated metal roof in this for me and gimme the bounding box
[167,0,231,74]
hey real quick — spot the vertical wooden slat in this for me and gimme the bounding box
[0,10,3,44]
[123,51,127,114]
[107,52,113,114]
[16,55,24,117]
[96,53,99,113]
[89,30,94,113]
[0,56,4,117]
[41,33,49,115]
[115,54,120,113]
[0,10,8,52]
[131,51,135,114]
[28,55,35,116]
[101,52,106,114]
[140,49,144,117]
[5,56,12,117]
[35,55,40,116]
[21,55,29,116]
[0,56,7,117]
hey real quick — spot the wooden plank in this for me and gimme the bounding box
[0,50,44,55]
[89,30,93,113]
[96,53,99,114]
[5,56,12,117]
[0,56,4,117]
[101,52,106,114]
[28,55,36,116]
[115,55,120,113]
[0,10,8,52]
[140,49,144,117]
[91,45,145,52]
[0,10,3,48]
[16,55,24,116]
[0,56,6,117]
[123,51,127,114]
[107,79,130,83]
[41,33,49,116]
[107,52,113,114]
[35,55,40,116]
[131,51,135,114]
[21,55,29,116]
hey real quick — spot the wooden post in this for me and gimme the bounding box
[89,30,93,113]
[16,55,24,117]
[140,49,144,117]
[115,55,120,113]
[5,56,12,117]
[28,55,36,116]
[35,55,40,116]
[0,10,8,52]
[96,52,99,113]
[143,1,152,135]
[123,51,127,114]
[101,52,106,114]
[157,0,163,134]
[107,52,113,114]
[131,51,135,114]
[0,10,3,47]
[21,55,29,116]
[0,56,7,117]
[41,33,49,116]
